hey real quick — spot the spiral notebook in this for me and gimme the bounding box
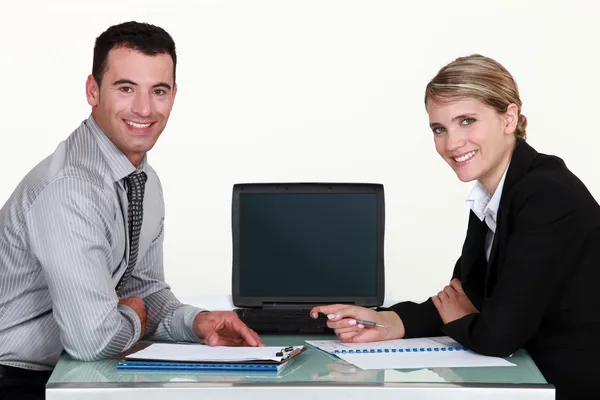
[305,336,515,370]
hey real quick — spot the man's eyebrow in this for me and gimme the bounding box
[112,80,172,91]
[152,82,172,91]
[112,79,137,86]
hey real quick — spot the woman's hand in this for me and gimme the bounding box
[310,304,405,342]
[432,278,479,324]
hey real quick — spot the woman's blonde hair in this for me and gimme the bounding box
[425,54,527,140]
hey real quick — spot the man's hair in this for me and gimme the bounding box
[92,21,177,86]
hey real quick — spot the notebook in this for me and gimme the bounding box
[117,360,291,372]
[231,183,385,333]
[117,342,306,372]
[306,336,466,354]
[305,336,516,370]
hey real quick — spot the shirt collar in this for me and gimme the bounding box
[84,114,147,182]
[466,163,510,225]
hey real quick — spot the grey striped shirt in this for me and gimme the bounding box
[0,116,204,370]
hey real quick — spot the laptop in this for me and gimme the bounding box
[231,183,385,333]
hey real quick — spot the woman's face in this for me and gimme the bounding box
[426,97,518,194]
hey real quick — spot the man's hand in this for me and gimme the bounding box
[309,304,405,343]
[193,311,264,347]
[118,297,147,339]
[432,278,479,324]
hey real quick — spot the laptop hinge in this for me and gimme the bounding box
[261,302,355,310]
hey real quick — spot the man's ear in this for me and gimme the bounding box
[86,74,100,107]
[170,82,178,111]
[504,103,519,136]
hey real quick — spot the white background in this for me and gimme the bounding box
[1,0,599,306]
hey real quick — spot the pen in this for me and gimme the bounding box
[354,319,385,328]
[318,312,384,328]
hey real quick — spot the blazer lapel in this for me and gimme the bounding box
[485,222,502,295]
[459,212,489,308]
[461,211,487,276]
[484,138,538,294]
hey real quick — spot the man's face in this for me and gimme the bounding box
[86,46,177,167]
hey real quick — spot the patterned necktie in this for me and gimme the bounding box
[116,171,148,295]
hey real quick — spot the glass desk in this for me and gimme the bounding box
[46,334,554,400]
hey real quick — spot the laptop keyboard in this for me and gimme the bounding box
[235,308,332,334]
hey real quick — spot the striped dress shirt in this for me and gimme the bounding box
[0,115,204,370]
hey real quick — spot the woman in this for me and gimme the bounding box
[311,54,600,399]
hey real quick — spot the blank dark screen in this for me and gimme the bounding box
[239,193,378,297]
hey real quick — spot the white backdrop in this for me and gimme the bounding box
[1,0,599,306]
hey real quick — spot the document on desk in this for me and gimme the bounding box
[306,336,515,370]
[126,343,305,363]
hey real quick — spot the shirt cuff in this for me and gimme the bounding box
[173,305,207,343]
[117,303,142,342]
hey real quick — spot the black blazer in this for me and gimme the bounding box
[388,139,600,399]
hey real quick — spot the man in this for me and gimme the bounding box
[0,21,262,399]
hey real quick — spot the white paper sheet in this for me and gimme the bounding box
[127,343,303,363]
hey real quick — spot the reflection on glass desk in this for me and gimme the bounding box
[46,334,554,400]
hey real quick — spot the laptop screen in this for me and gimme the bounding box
[232,183,385,308]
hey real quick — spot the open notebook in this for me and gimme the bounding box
[306,336,515,370]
